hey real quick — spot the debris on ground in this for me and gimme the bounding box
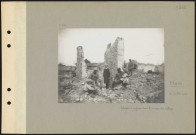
[58,70,164,103]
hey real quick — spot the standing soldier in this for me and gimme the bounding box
[128,59,134,76]
[103,64,110,89]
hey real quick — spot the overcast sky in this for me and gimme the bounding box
[58,28,164,66]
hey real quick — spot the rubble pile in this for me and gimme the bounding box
[58,69,164,103]
[129,70,164,103]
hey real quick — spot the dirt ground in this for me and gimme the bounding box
[58,70,164,103]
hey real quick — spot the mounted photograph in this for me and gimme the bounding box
[58,28,164,103]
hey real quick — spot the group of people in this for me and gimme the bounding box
[88,59,136,90]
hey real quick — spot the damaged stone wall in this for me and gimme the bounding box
[76,46,87,79]
[137,64,156,72]
[104,37,124,82]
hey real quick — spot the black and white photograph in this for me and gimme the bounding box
[58,28,164,103]
[2,1,195,134]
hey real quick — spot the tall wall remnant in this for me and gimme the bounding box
[76,46,87,79]
[104,37,124,82]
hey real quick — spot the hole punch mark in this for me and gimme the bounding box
[7,30,11,34]
[7,101,11,105]
[7,88,11,92]
[7,44,11,48]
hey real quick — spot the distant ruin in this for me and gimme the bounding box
[137,63,164,73]
[104,37,124,82]
[76,46,87,79]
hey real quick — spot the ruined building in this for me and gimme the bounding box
[137,63,156,72]
[76,46,87,79]
[58,64,76,79]
[76,37,124,81]
[104,37,124,82]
